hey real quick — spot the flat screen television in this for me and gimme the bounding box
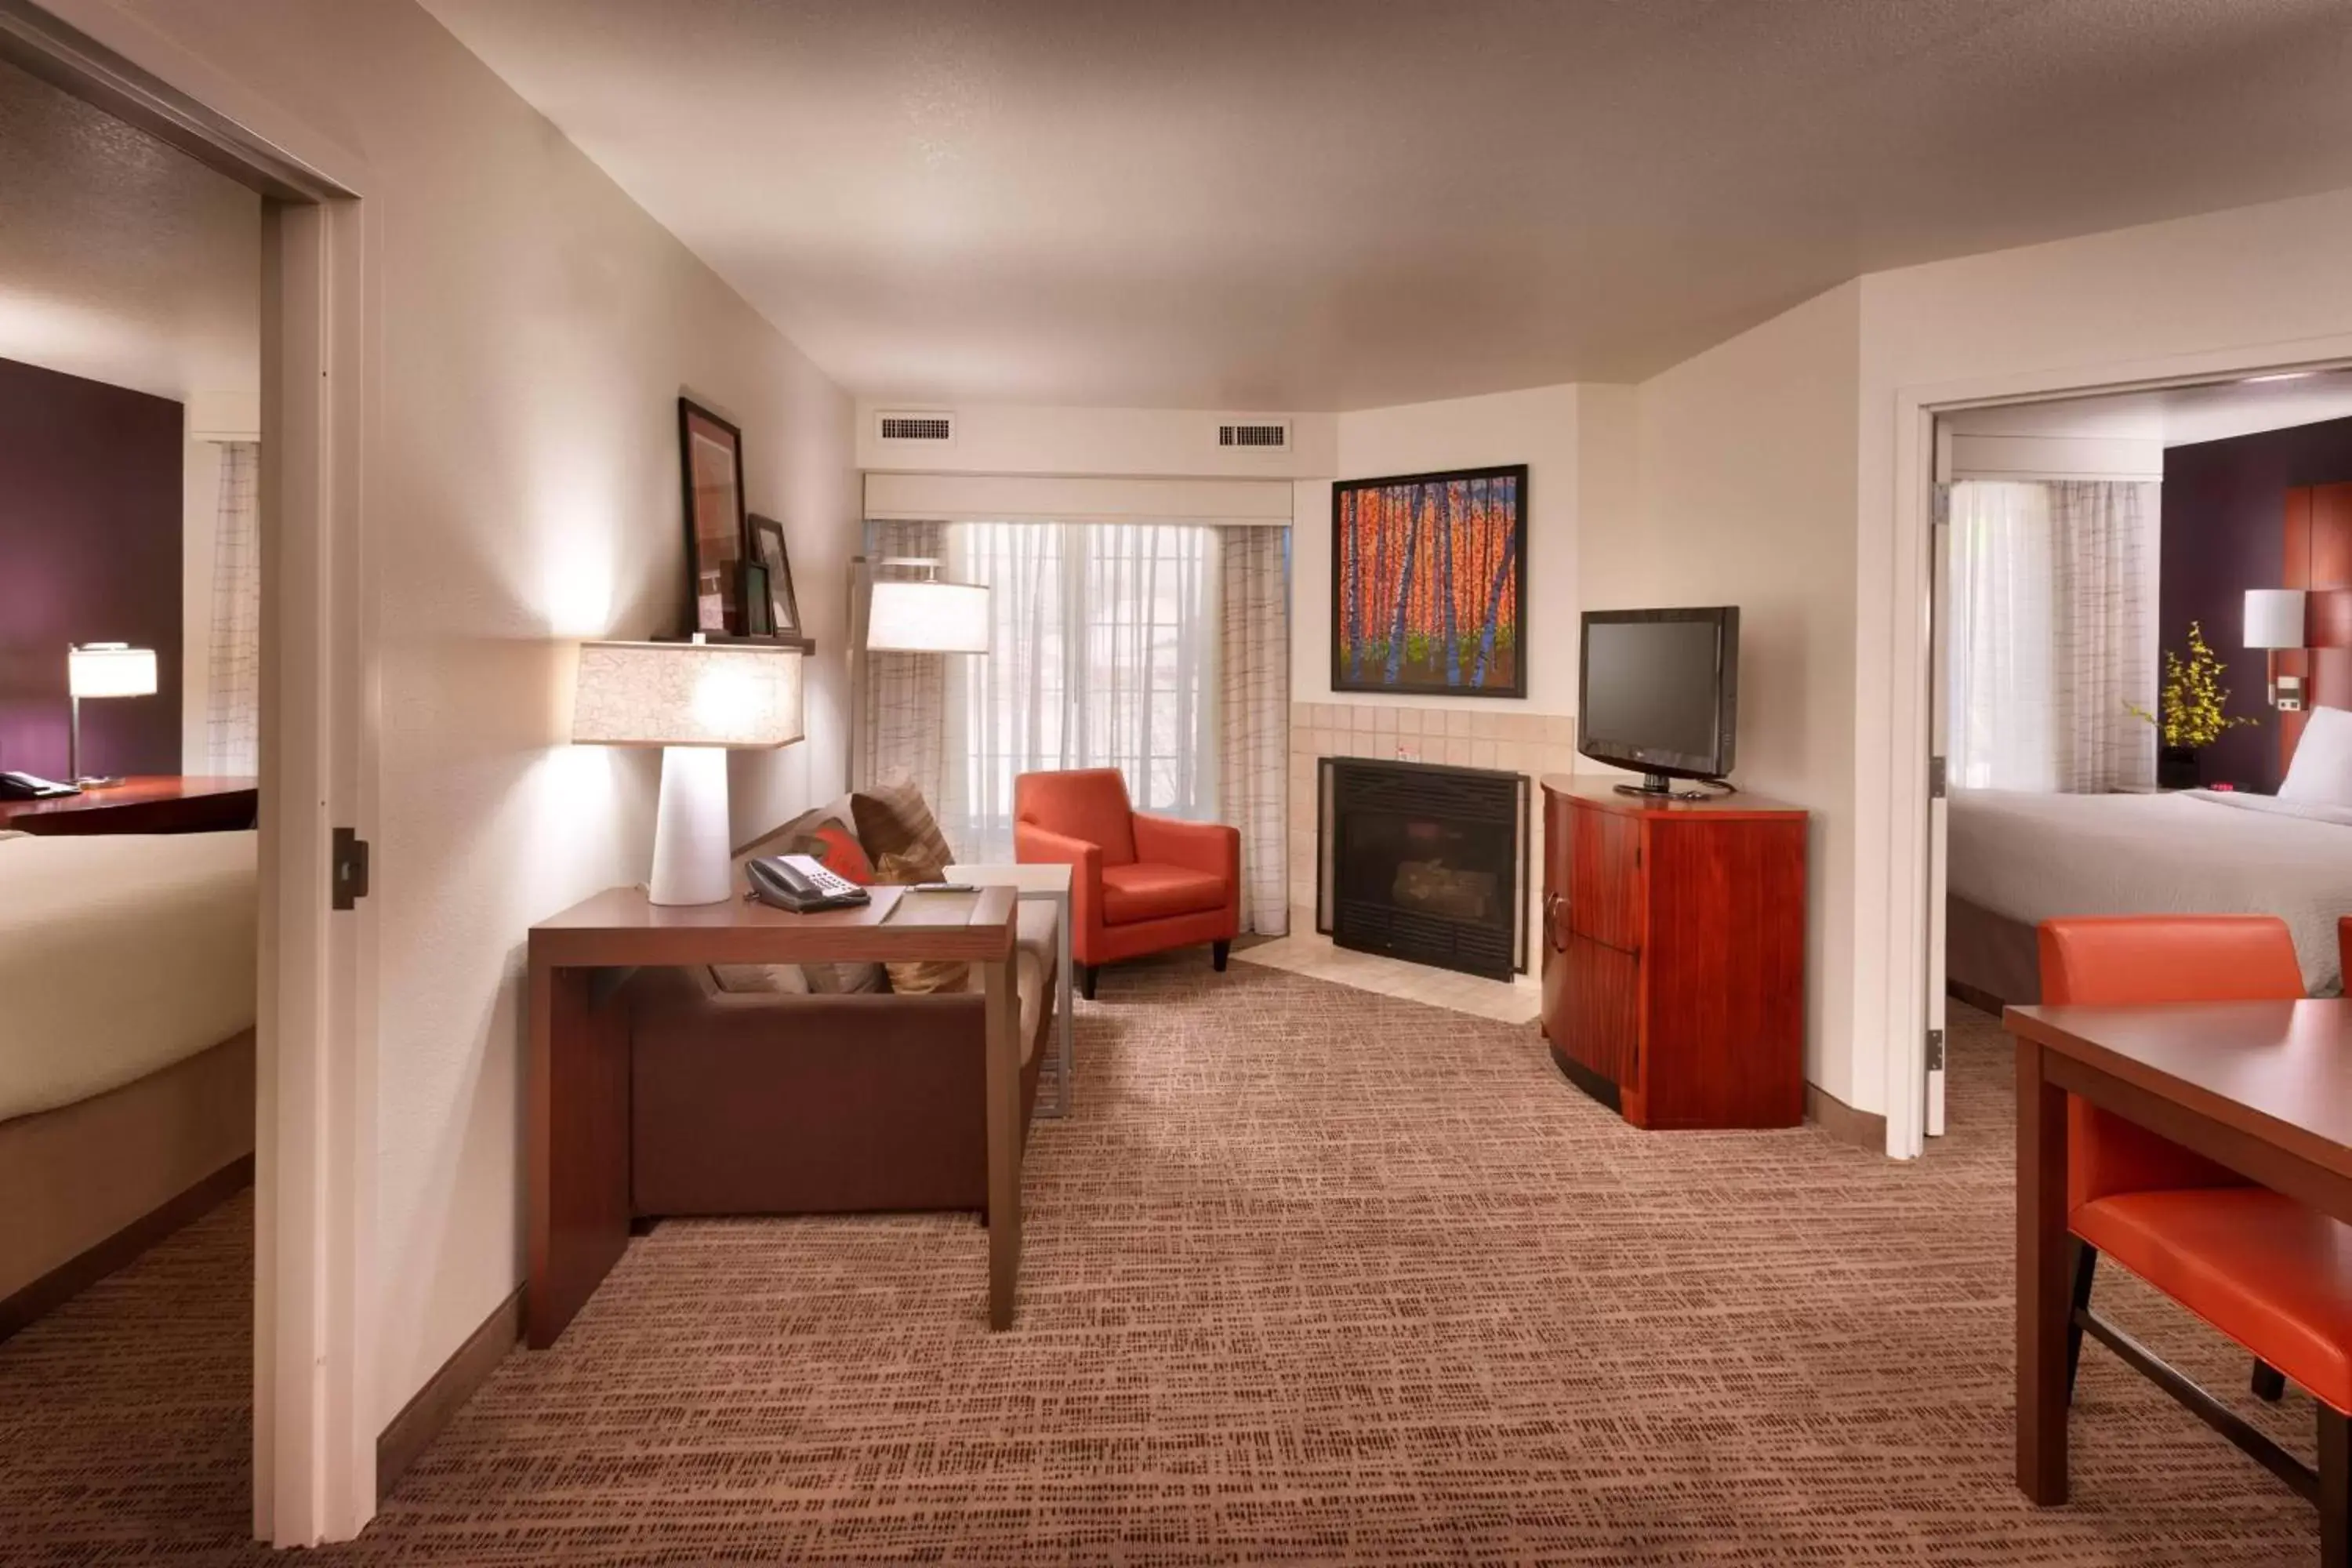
[1577,607,1740,795]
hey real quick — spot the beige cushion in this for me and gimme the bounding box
[717,793,884,996]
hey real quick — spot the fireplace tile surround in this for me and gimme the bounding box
[1254,702,1573,1024]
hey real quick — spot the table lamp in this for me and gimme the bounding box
[2245,589,2308,710]
[572,638,804,905]
[67,642,158,785]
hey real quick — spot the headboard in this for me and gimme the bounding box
[2281,482,2352,773]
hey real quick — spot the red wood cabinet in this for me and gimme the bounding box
[1540,775,1808,1130]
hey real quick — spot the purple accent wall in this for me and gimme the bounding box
[0,356,182,781]
[2161,414,2352,793]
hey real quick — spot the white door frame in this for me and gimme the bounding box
[2,0,382,1542]
[1873,335,2352,1160]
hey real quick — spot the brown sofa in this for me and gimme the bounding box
[627,900,1060,1217]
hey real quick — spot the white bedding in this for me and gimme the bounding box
[0,830,257,1123]
[1948,789,2352,995]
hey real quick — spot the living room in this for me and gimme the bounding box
[13,3,2352,1564]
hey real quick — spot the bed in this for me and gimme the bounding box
[1947,789,2352,1007]
[0,829,257,1334]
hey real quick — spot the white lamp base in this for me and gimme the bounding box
[648,746,733,906]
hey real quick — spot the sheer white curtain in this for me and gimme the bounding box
[942,521,1220,862]
[1947,479,2156,793]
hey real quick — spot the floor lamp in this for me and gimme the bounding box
[846,554,991,789]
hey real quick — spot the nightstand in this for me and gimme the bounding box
[0,775,256,835]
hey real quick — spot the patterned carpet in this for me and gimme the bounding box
[0,961,2327,1564]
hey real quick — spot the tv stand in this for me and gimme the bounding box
[1540,775,1807,1129]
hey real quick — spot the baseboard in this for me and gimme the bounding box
[0,1153,253,1343]
[376,1283,524,1503]
[1804,1083,1887,1153]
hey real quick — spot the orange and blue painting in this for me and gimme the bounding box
[1332,464,1526,697]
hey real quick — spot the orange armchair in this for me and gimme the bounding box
[2038,915,2352,1535]
[1014,768,1240,999]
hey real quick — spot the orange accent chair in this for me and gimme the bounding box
[2039,914,2352,1539]
[1014,768,1240,999]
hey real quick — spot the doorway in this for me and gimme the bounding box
[0,0,378,1544]
[1918,369,2352,1138]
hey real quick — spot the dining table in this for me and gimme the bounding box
[2005,996,2352,1519]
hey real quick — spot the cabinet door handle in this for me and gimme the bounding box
[1543,890,1570,953]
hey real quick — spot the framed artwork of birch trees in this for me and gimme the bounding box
[1330,463,1527,698]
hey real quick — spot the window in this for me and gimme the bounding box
[942,521,1219,860]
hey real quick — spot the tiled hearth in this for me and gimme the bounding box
[1242,700,1581,1026]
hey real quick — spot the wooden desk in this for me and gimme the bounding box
[528,883,1025,1346]
[2006,999,2352,1506]
[0,775,256,835]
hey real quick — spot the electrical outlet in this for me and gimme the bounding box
[1395,741,1421,762]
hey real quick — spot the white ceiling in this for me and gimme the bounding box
[422,0,2352,412]
[1943,371,2352,448]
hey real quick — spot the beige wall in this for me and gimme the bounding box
[1594,284,1864,1105]
[104,0,858,1425]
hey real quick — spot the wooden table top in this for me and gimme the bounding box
[1538,773,1806,819]
[2005,998,2352,1181]
[529,882,1018,966]
[0,774,255,823]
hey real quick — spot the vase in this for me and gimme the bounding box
[2157,746,2201,791]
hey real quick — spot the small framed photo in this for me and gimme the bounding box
[749,514,801,637]
[678,397,748,634]
[741,561,774,637]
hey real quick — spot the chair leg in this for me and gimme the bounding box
[1212,939,1230,972]
[2066,1240,2098,1404]
[2254,1360,2288,1403]
[2322,1405,2350,1568]
[1079,964,1097,1001]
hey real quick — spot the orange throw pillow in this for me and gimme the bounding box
[801,821,876,884]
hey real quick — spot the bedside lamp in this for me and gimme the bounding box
[572,639,804,905]
[67,642,158,785]
[2245,589,2309,710]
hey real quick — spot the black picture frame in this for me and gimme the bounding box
[1330,463,1528,699]
[677,397,749,635]
[749,514,801,637]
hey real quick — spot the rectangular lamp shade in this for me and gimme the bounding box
[2245,589,2309,650]
[571,640,804,748]
[866,579,990,653]
[68,644,158,699]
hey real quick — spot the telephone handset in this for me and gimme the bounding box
[745,852,869,913]
[0,770,78,800]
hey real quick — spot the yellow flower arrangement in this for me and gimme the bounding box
[2125,620,2260,750]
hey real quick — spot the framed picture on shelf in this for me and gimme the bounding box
[749,514,801,637]
[1330,463,1526,698]
[677,397,748,634]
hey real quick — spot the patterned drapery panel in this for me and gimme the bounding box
[1220,526,1290,935]
[1947,479,2156,794]
[858,519,949,804]
[204,442,260,776]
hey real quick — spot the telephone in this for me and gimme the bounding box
[745,852,869,913]
[0,770,78,800]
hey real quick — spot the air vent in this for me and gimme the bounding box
[1217,419,1291,452]
[876,411,956,445]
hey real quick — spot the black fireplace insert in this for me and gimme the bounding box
[1316,756,1529,980]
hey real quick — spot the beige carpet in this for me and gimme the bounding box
[0,961,2327,1564]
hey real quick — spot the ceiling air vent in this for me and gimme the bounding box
[876,411,956,445]
[1217,419,1291,452]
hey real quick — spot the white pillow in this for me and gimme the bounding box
[2279,704,2352,808]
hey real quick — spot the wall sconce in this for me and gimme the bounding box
[2245,589,2309,710]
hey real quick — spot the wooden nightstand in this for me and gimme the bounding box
[0,775,256,836]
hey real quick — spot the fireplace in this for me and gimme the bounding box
[1316,757,1529,980]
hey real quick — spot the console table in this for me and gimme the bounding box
[0,775,256,836]
[527,883,1025,1344]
